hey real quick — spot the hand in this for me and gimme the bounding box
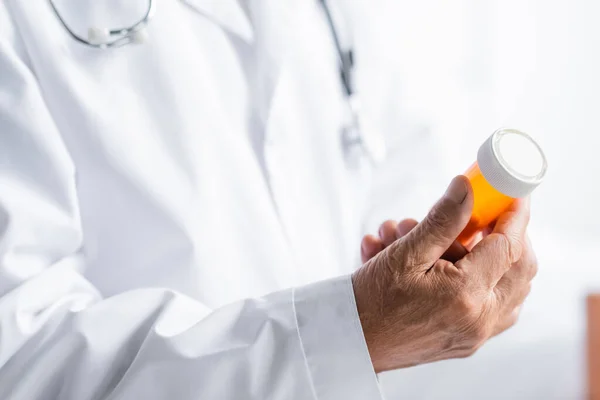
[361,219,469,264]
[352,176,537,372]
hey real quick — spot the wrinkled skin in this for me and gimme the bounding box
[353,176,537,373]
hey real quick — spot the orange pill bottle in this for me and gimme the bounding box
[457,128,547,246]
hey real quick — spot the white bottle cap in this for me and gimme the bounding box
[477,128,547,198]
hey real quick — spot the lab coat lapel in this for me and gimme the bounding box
[250,2,350,283]
[181,0,297,136]
[246,1,296,126]
[180,0,254,43]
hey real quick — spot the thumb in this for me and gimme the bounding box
[403,176,473,266]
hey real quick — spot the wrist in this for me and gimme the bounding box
[351,267,386,373]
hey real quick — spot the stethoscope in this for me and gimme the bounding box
[48,0,156,48]
[48,0,379,162]
[317,0,369,163]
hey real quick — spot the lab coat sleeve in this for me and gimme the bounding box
[0,8,382,400]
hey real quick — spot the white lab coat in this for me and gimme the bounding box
[0,0,385,399]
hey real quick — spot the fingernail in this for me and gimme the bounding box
[444,176,468,204]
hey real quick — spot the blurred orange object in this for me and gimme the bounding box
[588,295,600,400]
[457,161,514,246]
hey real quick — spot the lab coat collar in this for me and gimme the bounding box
[180,0,254,43]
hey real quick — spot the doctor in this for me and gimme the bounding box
[0,1,537,399]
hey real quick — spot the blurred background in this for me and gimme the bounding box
[345,0,600,398]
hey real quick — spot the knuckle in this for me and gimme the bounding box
[503,310,520,331]
[378,252,402,285]
[528,255,539,280]
[396,238,427,271]
[511,311,521,326]
[490,233,522,264]
[387,242,408,269]
[429,206,451,228]
[385,245,421,287]
[454,266,471,287]
[422,207,453,242]
[509,237,524,263]
[468,324,490,344]
[497,283,514,307]
[454,293,480,321]
[513,255,538,282]
[487,233,507,255]
[514,254,538,280]
[503,306,521,326]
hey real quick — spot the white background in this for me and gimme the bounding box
[348,0,600,398]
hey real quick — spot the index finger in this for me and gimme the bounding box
[457,197,530,286]
[492,197,531,262]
